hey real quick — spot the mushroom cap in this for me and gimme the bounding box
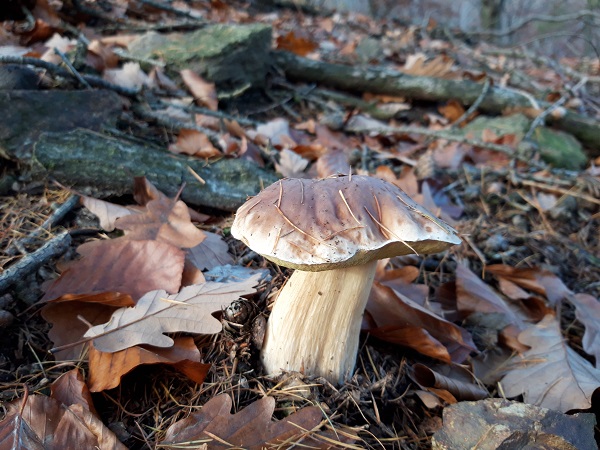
[231,175,461,271]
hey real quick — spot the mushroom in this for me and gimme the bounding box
[231,174,461,384]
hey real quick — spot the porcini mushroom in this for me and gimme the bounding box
[231,175,461,384]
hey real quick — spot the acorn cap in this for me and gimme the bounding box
[231,175,461,271]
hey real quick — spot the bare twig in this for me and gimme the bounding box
[452,77,491,128]
[523,77,588,141]
[0,55,139,96]
[54,48,91,88]
[468,10,600,38]
[0,231,71,294]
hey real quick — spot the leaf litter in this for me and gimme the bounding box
[0,0,599,448]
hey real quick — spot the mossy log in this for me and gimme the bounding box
[31,129,278,211]
[273,51,600,155]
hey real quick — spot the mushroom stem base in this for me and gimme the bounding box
[260,260,377,384]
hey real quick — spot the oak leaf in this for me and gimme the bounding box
[501,315,600,412]
[160,394,350,449]
[84,274,261,353]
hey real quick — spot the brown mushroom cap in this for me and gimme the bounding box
[231,175,461,271]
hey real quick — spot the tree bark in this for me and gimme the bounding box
[273,51,600,155]
[30,129,278,211]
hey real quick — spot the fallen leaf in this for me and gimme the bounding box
[501,315,600,412]
[84,274,261,353]
[51,369,97,414]
[187,231,234,271]
[411,363,488,401]
[169,128,222,159]
[104,62,152,90]
[401,53,455,78]
[315,149,349,178]
[366,282,476,363]
[88,336,210,392]
[568,293,600,366]
[0,392,126,450]
[80,195,136,232]
[43,300,124,360]
[42,239,186,303]
[276,31,318,56]
[180,69,218,110]
[115,192,206,249]
[275,148,309,178]
[160,394,350,449]
[487,264,572,306]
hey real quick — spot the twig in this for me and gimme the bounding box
[138,0,205,20]
[0,232,72,294]
[468,9,600,38]
[54,48,91,88]
[8,194,80,256]
[524,77,587,142]
[452,77,491,128]
[343,121,544,168]
[158,99,257,126]
[0,56,139,96]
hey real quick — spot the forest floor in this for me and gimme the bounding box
[1,1,599,449]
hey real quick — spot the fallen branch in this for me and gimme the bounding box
[0,232,72,294]
[273,51,600,155]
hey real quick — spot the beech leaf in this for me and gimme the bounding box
[501,315,600,412]
[84,274,261,353]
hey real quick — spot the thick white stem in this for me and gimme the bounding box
[260,260,377,384]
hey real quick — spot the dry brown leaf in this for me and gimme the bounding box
[42,239,186,303]
[401,53,455,78]
[187,231,234,271]
[366,281,476,363]
[80,195,137,232]
[315,149,350,178]
[568,293,600,365]
[0,392,126,450]
[411,363,488,401]
[180,69,218,110]
[51,369,97,414]
[84,274,261,353]
[115,192,206,249]
[42,301,122,360]
[104,62,152,89]
[276,31,318,56]
[160,394,350,449]
[487,264,572,306]
[438,100,465,122]
[501,315,600,412]
[169,128,222,159]
[88,336,210,392]
[275,148,309,178]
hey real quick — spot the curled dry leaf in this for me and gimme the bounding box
[51,369,97,414]
[80,195,136,232]
[84,274,261,353]
[501,315,600,412]
[180,69,218,110]
[366,281,476,363]
[275,148,309,178]
[160,394,353,449]
[412,363,488,401]
[568,293,600,366]
[487,264,571,306]
[88,336,210,392]
[187,231,234,271]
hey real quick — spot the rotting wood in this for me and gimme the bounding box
[29,129,278,212]
[273,51,600,155]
